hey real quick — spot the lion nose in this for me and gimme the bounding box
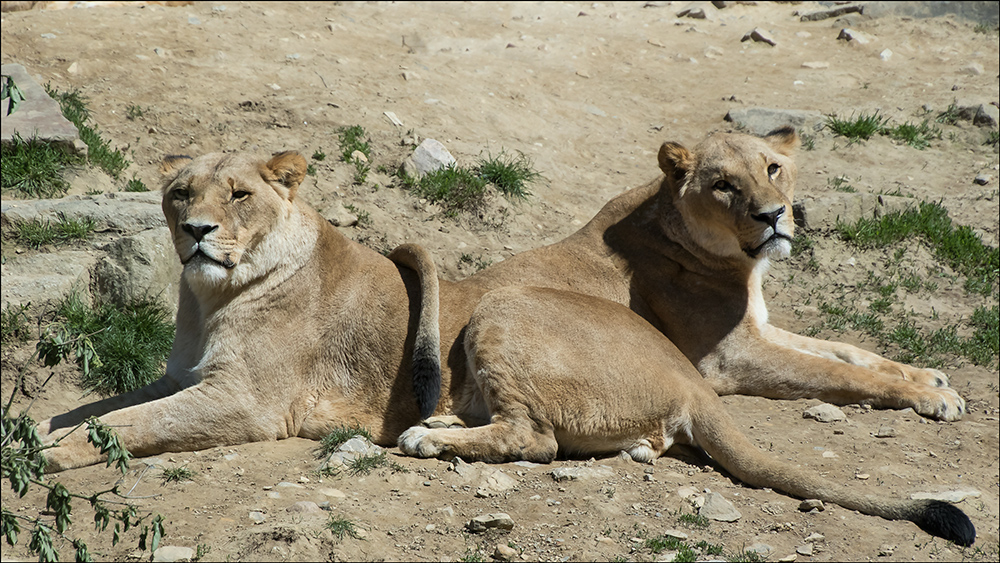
[751,206,785,229]
[181,223,219,242]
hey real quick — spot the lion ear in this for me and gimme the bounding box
[265,151,308,200]
[658,142,694,194]
[763,126,799,156]
[159,155,193,176]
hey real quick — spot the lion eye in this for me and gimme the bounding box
[713,179,735,192]
[767,163,780,178]
[231,190,251,201]
[172,188,190,201]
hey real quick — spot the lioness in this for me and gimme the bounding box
[400,286,976,546]
[37,151,442,471]
[432,127,965,425]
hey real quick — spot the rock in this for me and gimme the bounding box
[663,529,688,540]
[350,149,368,163]
[0,250,97,312]
[879,544,896,556]
[801,61,829,69]
[974,175,992,186]
[803,403,847,423]
[804,533,825,542]
[494,543,518,560]
[318,487,347,499]
[796,543,814,556]
[973,104,999,128]
[325,436,383,466]
[960,62,985,76]
[466,513,515,533]
[910,488,981,503]
[879,49,893,61]
[248,511,266,524]
[676,486,699,499]
[324,201,359,227]
[152,546,195,562]
[777,555,798,563]
[476,468,518,497]
[403,139,457,178]
[741,28,776,46]
[1,191,166,235]
[286,501,323,514]
[93,227,182,313]
[703,45,724,59]
[676,2,715,20]
[748,543,773,556]
[799,4,863,21]
[874,425,896,438]
[550,466,615,482]
[799,499,824,512]
[723,107,825,136]
[838,28,874,45]
[275,481,304,489]
[699,492,742,522]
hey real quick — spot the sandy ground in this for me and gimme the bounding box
[1,2,998,562]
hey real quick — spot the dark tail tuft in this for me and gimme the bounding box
[912,500,976,547]
[412,343,441,420]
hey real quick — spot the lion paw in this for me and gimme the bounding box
[398,426,444,458]
[422,415,466,429]
[915,387,966,422]
[905,367,950,388]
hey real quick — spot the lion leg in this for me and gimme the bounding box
[708,341,965,421]
[398,416,558,463]
[761,324,950,388]
[43,383,278,472]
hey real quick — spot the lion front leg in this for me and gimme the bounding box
[42,383,279,472]
[398,417,559,463]
[761,324,950,388]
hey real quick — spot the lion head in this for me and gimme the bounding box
[160,151,314,294]
[657,127,799,264]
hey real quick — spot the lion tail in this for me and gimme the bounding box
[388,243,441,420]
[689,404,975,546]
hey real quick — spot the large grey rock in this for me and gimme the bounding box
[323,436,383,467]
[954,101,999,128]
[466,513,514,533]
[724,107,825,136]
[741,28,776,46]
[699,492,742,522]
[403,139,457,178]
[799,4,864,21]
[550,466,615,482]
[1,192,166,235]
[1,64,85,156]
[475,468,518,497]
[0,251,97,311]
[93,227,182,313]
[792,193,916,230]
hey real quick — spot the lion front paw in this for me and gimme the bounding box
[398,426,444,458]
[904,367,951,388]
[914,387,966,422]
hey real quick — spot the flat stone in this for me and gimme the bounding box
[677,2,715,20]
[286,501,323,514]
[676,486,699,499]
[874,425,896,438]
[804,533,825,542]
[152,546,195,563]
[663,529,688,540]
[494,543,518,561]
[723,107,825,136]
[550,466,615,482]
[838,28,874,45]
[799,4,864,21]
[879,49,893,61]
[1,192,166,235]
[974,175,992,186]
[248,511,266,524]
[910,488,981,503]
[404,138,457,178]
[741,28,776,46]
[803,403,847,423]
[796,543,814,556]
[960,62,985,76]
[466,513,515,533]
[318,487,347,499]
[476,468,517,497]
[801,61,830,69]
[699,492,742,522]
[0,250,97,312]
[1,64,84,155]
[799,499,825,512]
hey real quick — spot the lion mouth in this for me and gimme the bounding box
[183,248,236,269]
[744,232,792,258]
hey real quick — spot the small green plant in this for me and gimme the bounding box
[800,130,816,151]
[8,215,95,249]
[826,111,889,142]
[161,466,196,484]
[54,293,175,396]
[407,166,488,217]
[475,150,539,201]
[312,150,326,161]
[885,120,940,150]
[1,303,31,348]
[125,105,146,120]
[326,515,360,540]
[836,201,999,296]
[936,103,962,125]
[726,546,768,562]
[828,175,856,193]
[973,22,999,35]
[125,175,148,192]
[0,133,77,198]
[459,253,492,272]
[986,130,1000,148]
[343,204,372,228]
[194,543,211,561]
[352,159,370,184]
[336,125,371,162]
[316,425,373,458]
[307,163,317,177]
[677,512,710,528]
[696,540,724,556]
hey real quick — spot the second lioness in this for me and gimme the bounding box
[434,127,964,424]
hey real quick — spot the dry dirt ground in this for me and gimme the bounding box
[1,2,999,562]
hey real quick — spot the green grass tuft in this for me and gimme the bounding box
[884,120,940,150]
[56,294,175,396]
[0,133,77,198]
[161,466,195,483]
[475,150,539,200]
[836,201,999,296]
[337,125,371,162]
[1,303,31,348]
[826,111,889,142]
[409,166,488,216]
[326,515,360,540]
[8,214,95,249]
[46,85,131,179]
[317,425,373,458]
